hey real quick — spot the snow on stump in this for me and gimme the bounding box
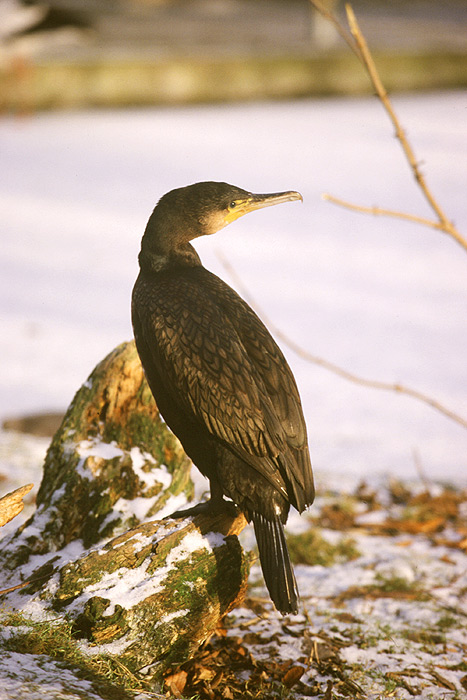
[1,340,194,572]
[54,511,248,673]
[0,341,250,683]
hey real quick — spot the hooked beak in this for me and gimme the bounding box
[247,190,303,211]
[224,190,303,225]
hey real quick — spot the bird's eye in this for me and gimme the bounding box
[229,201,237,208]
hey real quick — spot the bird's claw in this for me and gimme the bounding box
[167,498,238,519]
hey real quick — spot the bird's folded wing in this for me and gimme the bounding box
[146,295,287,462]
[207,274,308,449]
[134,269,313,509]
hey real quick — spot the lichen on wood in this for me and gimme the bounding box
[52,510,248,676]
[1,341,194,572]
[0,341,250,687]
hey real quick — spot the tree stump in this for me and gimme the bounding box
[0,341,249,685]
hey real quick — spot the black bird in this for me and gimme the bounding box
[132,181,314,614]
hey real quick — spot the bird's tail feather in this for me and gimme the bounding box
[252,511,298,615]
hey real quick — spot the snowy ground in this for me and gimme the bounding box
[0,92,466,698]
[1,464,466,699]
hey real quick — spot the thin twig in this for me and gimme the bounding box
[216,251,467,431]
[308,0,467,254]
[412,449,433,495]
[322,194,448,232]
[0,571,52,597]
[0,580,33,596]
[308,0,359,58]
[344,4,466,252]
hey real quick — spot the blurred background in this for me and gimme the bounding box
[1,0,467,510]
[1,0,467,110]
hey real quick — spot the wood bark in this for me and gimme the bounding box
[0,341,250,683]
[54,509,248,676]
[0,484,33,528]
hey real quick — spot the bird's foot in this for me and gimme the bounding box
[168,498,238,519]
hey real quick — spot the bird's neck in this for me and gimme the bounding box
[139,238,202,274]
[138,210,204,273]
[138,207,205,273]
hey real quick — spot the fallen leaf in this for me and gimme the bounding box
[196,666,216,682]
[334,612,361,624]
[366,517,445,535]
[418,516,446,533]
[440,553,456,564]
[282,665,304,688]
[320,503,355,530]
[164,670,187,697]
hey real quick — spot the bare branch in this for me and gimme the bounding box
[322,194,448,232]
[0,580,36,596]
[324,192,467,253]
[308,0,359,58]
[307,0,467,254]
[216,251,467,431]
[344,4,466,251]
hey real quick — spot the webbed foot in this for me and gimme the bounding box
[168,498,238,519]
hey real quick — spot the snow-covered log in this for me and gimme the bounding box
[1,340,194,572]
[0,341,250,684]
[53,509,248,673]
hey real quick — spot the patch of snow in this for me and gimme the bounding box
[129,447,172,489]
[355,509,389,525]
[78,634,133,657]
[373,557,418,583]
[152,495,182,519]
[124,531,154,551]
[129,445,155,469]
[75,438,124,461]
[60,526,216,618]
[48,483,66,505]
[158,608,189,625]
[107,494,157,524]
[0,650,106,700]
[204,530,227,549]
[166,529,214,562]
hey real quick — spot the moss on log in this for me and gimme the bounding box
[52,510,248,675]
[1,341,194,571]
[0,341,250,685]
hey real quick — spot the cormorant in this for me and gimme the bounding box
[132,181,314,614]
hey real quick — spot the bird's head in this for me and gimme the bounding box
[143,181,303,249]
